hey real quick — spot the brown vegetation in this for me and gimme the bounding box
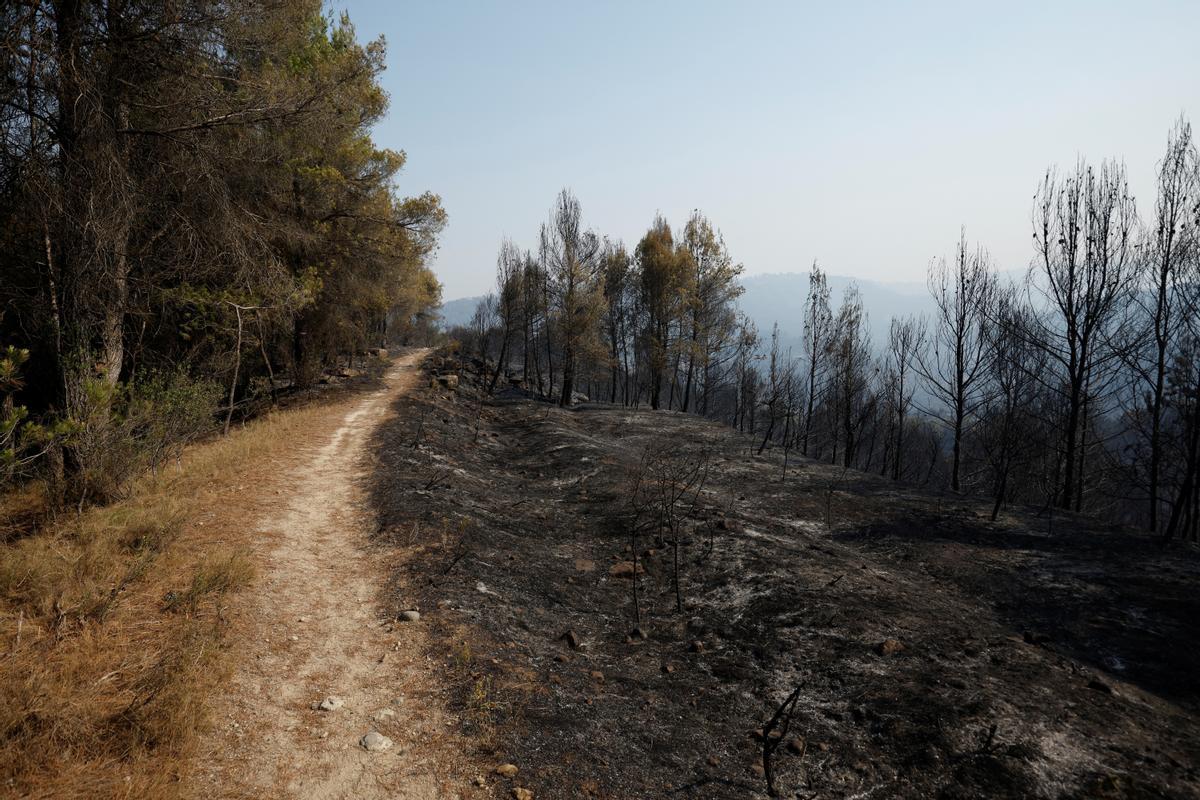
[0,384,376,799]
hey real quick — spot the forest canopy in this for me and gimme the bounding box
[1,0,444,498]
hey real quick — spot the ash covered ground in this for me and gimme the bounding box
[366,353,1200,799]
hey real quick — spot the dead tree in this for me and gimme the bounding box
[884,315,923,480]
[1029,160,1137,511]
[630,441,710,614]
[800,263,833,457]
[488,240,523,394]
[915,232,997,493]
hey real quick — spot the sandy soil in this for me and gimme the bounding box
[195,350,474,799]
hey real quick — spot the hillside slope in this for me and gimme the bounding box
[367,354,1200,799]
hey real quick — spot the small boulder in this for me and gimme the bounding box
[561,630,582,650]
[317,696,344,712]
[787,737,807,755]
[495,763,519,778]
[399,610,421,622]
[876,638,905,656]
[360,731,393,752]
[512,789,533,800]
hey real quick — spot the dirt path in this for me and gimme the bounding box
[196,350,466,799]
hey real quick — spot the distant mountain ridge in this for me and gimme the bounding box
[438,272,939,350]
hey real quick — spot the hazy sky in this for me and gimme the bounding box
[340,1,1200,301]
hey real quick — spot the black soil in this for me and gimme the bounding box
[367,355,1200,799]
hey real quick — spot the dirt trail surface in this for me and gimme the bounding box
[367,356,1200,799]
[196,350,475,799]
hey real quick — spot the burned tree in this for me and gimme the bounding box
[915,232,997,493]
[1029,160,1138,511]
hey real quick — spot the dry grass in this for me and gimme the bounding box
[0,399,350,799]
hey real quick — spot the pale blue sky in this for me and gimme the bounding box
[339,1,1200,300]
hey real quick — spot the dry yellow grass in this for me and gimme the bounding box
[0,396,353,799]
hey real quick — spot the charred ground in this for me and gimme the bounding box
[366,353,1200,799]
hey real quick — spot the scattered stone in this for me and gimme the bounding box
[787,737,807,755]
[876,638,905,656]
[399,610,421,623]
[317,696,344,712]
[495,763,519,778]
[512,789,533,800]
[590,670,605,682]
[629,626,648,641]
[474,776,487,787]
[661,662,676,674]
[689,640,705,653]
[608,561,644,578]
[360,731,393,752]
[561,630,582,650]
[554,653,570,663]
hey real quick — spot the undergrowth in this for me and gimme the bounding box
[0,397,341,799]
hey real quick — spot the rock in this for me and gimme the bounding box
[474,776,487,787]
[787,737,807,755]
[561,630,582,650]
[608,561,644,578]
[628,626,648,641]
[750,763,765,778]
[553,653,570,663]
[495,763,519,778]
[661,662,676,674]
[1087,678,1114,694]
[707,754,720,767]
[399,610,421,622]
[689,640,705,653]
[589,670,605,682]
[512,789,533,800]
[373,708,397,723]
[437,374,460,391]
[573,558,596,573]
[876,638,905,656]
[317,696,344,712]
[360,731,393,752]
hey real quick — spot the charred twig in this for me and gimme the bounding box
[411,406,428,448]
[442,546,470,576]
[762,683,804,797]
[422,468,451,491]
